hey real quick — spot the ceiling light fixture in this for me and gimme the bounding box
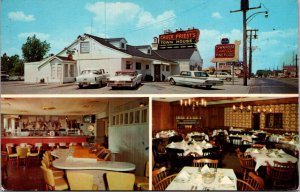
[42,106,56,110]
[180,98,207,112]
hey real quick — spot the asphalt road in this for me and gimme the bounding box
[1,78,298,95]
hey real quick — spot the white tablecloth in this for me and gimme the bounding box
[166,141,213,156]
[166,167,237,190]
[246,148,298,171]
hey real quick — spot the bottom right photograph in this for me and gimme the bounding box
[152,96,298,191]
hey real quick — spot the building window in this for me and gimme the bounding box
[147,49,151,54]
[121,42,125,49]
[80,42,90,53]
[64,64,68,77]
[146,65,149,69]
[135,111,140,123]
[126,61,133,69]
[136,62,141,70]
[166,66,170,71]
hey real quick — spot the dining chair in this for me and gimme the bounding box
[28,146,41,165]
[66,171,98,190]
[16,146,28,166]
[237,152,255,180]
[41,159,65,179]
[246,172,264,190]
[135,161,149,190]
[152,166,167,186]
[153,174,177,190]
[266,160,297,189]
[192,158,218,168]
[40,166,69,190]
[6,145,18,165]
[103,172,135,190]
[191,135,205,142]
[237,179,255,191]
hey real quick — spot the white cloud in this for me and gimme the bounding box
[8,11,35,22]
[211,12,222,19]
[137,10,175,29]
[18,32,50,40]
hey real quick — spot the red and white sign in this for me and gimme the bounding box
[215,44,235,58]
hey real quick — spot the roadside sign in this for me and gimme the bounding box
[215,44,235,58]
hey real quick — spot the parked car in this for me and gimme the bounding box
[107,70,142,89]
[75,69,109,88]
[209,71,236,81]
[167,71,223,89]
[1,71,9,81]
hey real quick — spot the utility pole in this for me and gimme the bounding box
[247,29,258,79]
[296,54,298,78]
[230,0,262,86]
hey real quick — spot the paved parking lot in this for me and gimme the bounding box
[1,79,252,94]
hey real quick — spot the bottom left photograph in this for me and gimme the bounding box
[1,97,149,191]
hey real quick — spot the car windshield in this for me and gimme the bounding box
[80,70,98,75]
[116,72,135,76]
[194,72,209,77]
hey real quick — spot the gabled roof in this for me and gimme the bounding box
[57,56,75,61]
[134,45,151,49]
[84,33,175,63]
[106,38,127,42]
[154,48,197,60]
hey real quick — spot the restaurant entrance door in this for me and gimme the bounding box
[154,65,161,81]
[252,113,260,130]
[96,118,108,147]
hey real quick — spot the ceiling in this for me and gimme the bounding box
[1,98,111,115]
[153,96,298,106]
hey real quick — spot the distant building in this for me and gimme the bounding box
[283,65,297,77]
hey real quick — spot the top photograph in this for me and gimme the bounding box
[1,0,298,94]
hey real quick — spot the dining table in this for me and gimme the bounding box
[245,147,298,171]
[51,147,136,190]
[166,140,213,157]
[166,166,237,190]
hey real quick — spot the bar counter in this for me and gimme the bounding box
[1,136,88,149]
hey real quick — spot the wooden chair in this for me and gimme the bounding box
[103,172,135,190]
[246,172,264,190]
[152,166,167,186]
[16,146,28,166]
[153,174,177,190]
[237,179,255,191]
[237,152,255,180]
[192,158,218,168]
[66,171,98,190]
[266,161,297,189]
[1,151,8,180]
[40,166,69,190]
[41,160,65,179]
[135,161,149,190]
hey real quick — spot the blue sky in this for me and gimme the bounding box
[1,0,298,73]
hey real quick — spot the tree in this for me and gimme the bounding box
[1,53,24,76]
[21,35,50,62]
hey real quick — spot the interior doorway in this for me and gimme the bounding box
[252,113,260,130]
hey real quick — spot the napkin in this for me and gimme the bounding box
[261,146,267,151]
[252,149,259,153]
[220,176,233,185]
[195,145,201,150]
[278,149,285,154]
[201,164,210,174]
[202,140,207,144]
[269,152,277,157]
[177,171,190,182]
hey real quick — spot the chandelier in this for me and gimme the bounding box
[180,98,207,112]
[232,102,251,112]
[256,105,272,113]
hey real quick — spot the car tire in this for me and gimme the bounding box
[78,84,83,89]
[99,80,102,88]
[169,78,176,85]
[206,85,212,89]
[226,78,231,82]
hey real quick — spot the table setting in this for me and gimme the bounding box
[166,166,237,190]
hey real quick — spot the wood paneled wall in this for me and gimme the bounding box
[152,101,173,132]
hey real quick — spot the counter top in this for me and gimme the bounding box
[2,136,88,138]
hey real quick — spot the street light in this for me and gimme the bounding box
[247,11,268,23]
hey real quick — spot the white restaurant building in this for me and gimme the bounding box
[24,33,203,83]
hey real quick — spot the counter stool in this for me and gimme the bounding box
[6,145,18,166]
[59,142,67,149]
[16,146,28,166]
[48,143,56,151]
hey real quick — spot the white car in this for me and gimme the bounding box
[107,70,142,89]
[209,72,236,81]
[75,69,109,88]
[168,71,223,89]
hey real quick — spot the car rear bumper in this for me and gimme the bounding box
[107,81,134,87]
